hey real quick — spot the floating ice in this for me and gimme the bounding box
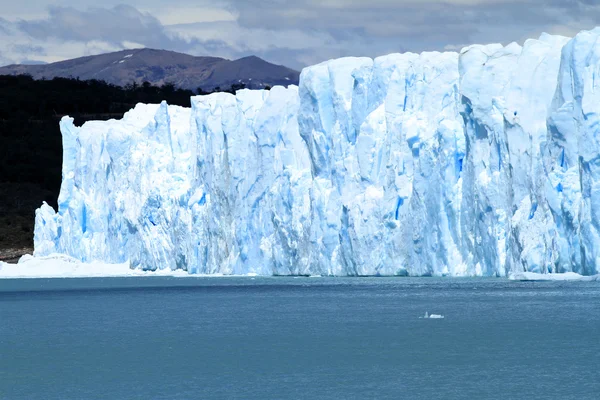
[33,28,600,277]
[509,272,600,282]
[421,312,445,319]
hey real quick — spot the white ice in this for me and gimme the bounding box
[0,254,185,278]
[421,312,445,319]
[0,254,268,279]
[509,272,600,281]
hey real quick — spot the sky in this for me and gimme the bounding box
[0,0,599,70]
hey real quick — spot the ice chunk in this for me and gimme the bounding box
[509,272,600,282]
[0,254,134,278]
[420,312,445,319]
[428,314,445,319]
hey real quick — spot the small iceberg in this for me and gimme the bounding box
[420,312,444,319]
[509,272,600,282]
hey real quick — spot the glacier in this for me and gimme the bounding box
[33,28,600,276]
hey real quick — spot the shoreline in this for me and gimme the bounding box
[1,253,598,281]
[0,247,33,264]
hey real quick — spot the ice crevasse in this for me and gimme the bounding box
[34,29,600,276]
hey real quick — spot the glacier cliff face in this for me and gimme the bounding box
[34,29,600,276]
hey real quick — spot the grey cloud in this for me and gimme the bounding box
[10,5,246,64]
[229,0,600,52]
[3,1,600,70]
[11,44,46,58]
[18,5,174,48]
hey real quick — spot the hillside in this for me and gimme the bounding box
[0,49,299,91]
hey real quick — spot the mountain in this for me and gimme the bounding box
[0,49,299,91]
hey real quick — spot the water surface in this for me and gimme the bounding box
[1,277,599,399]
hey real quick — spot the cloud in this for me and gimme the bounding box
[18,5,174,49]
[166,21,369,67]
[173,0,600,66]
[0,4,345,69]
[0,6,233,67]
[1,1,600,70]
[230,0,600,49]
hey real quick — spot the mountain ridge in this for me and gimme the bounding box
[0,48,300,91]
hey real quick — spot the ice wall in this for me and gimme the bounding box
[34,29,600,276]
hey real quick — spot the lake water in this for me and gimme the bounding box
[1,277,599,399]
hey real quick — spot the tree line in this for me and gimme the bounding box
[0,75,253,198]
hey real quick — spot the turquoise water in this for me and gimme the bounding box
[1,277,599,399]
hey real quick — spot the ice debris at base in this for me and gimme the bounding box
[509,272,600,282]
[33,28,600,276]
[0,254,264,279]
[0,254,182,278]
